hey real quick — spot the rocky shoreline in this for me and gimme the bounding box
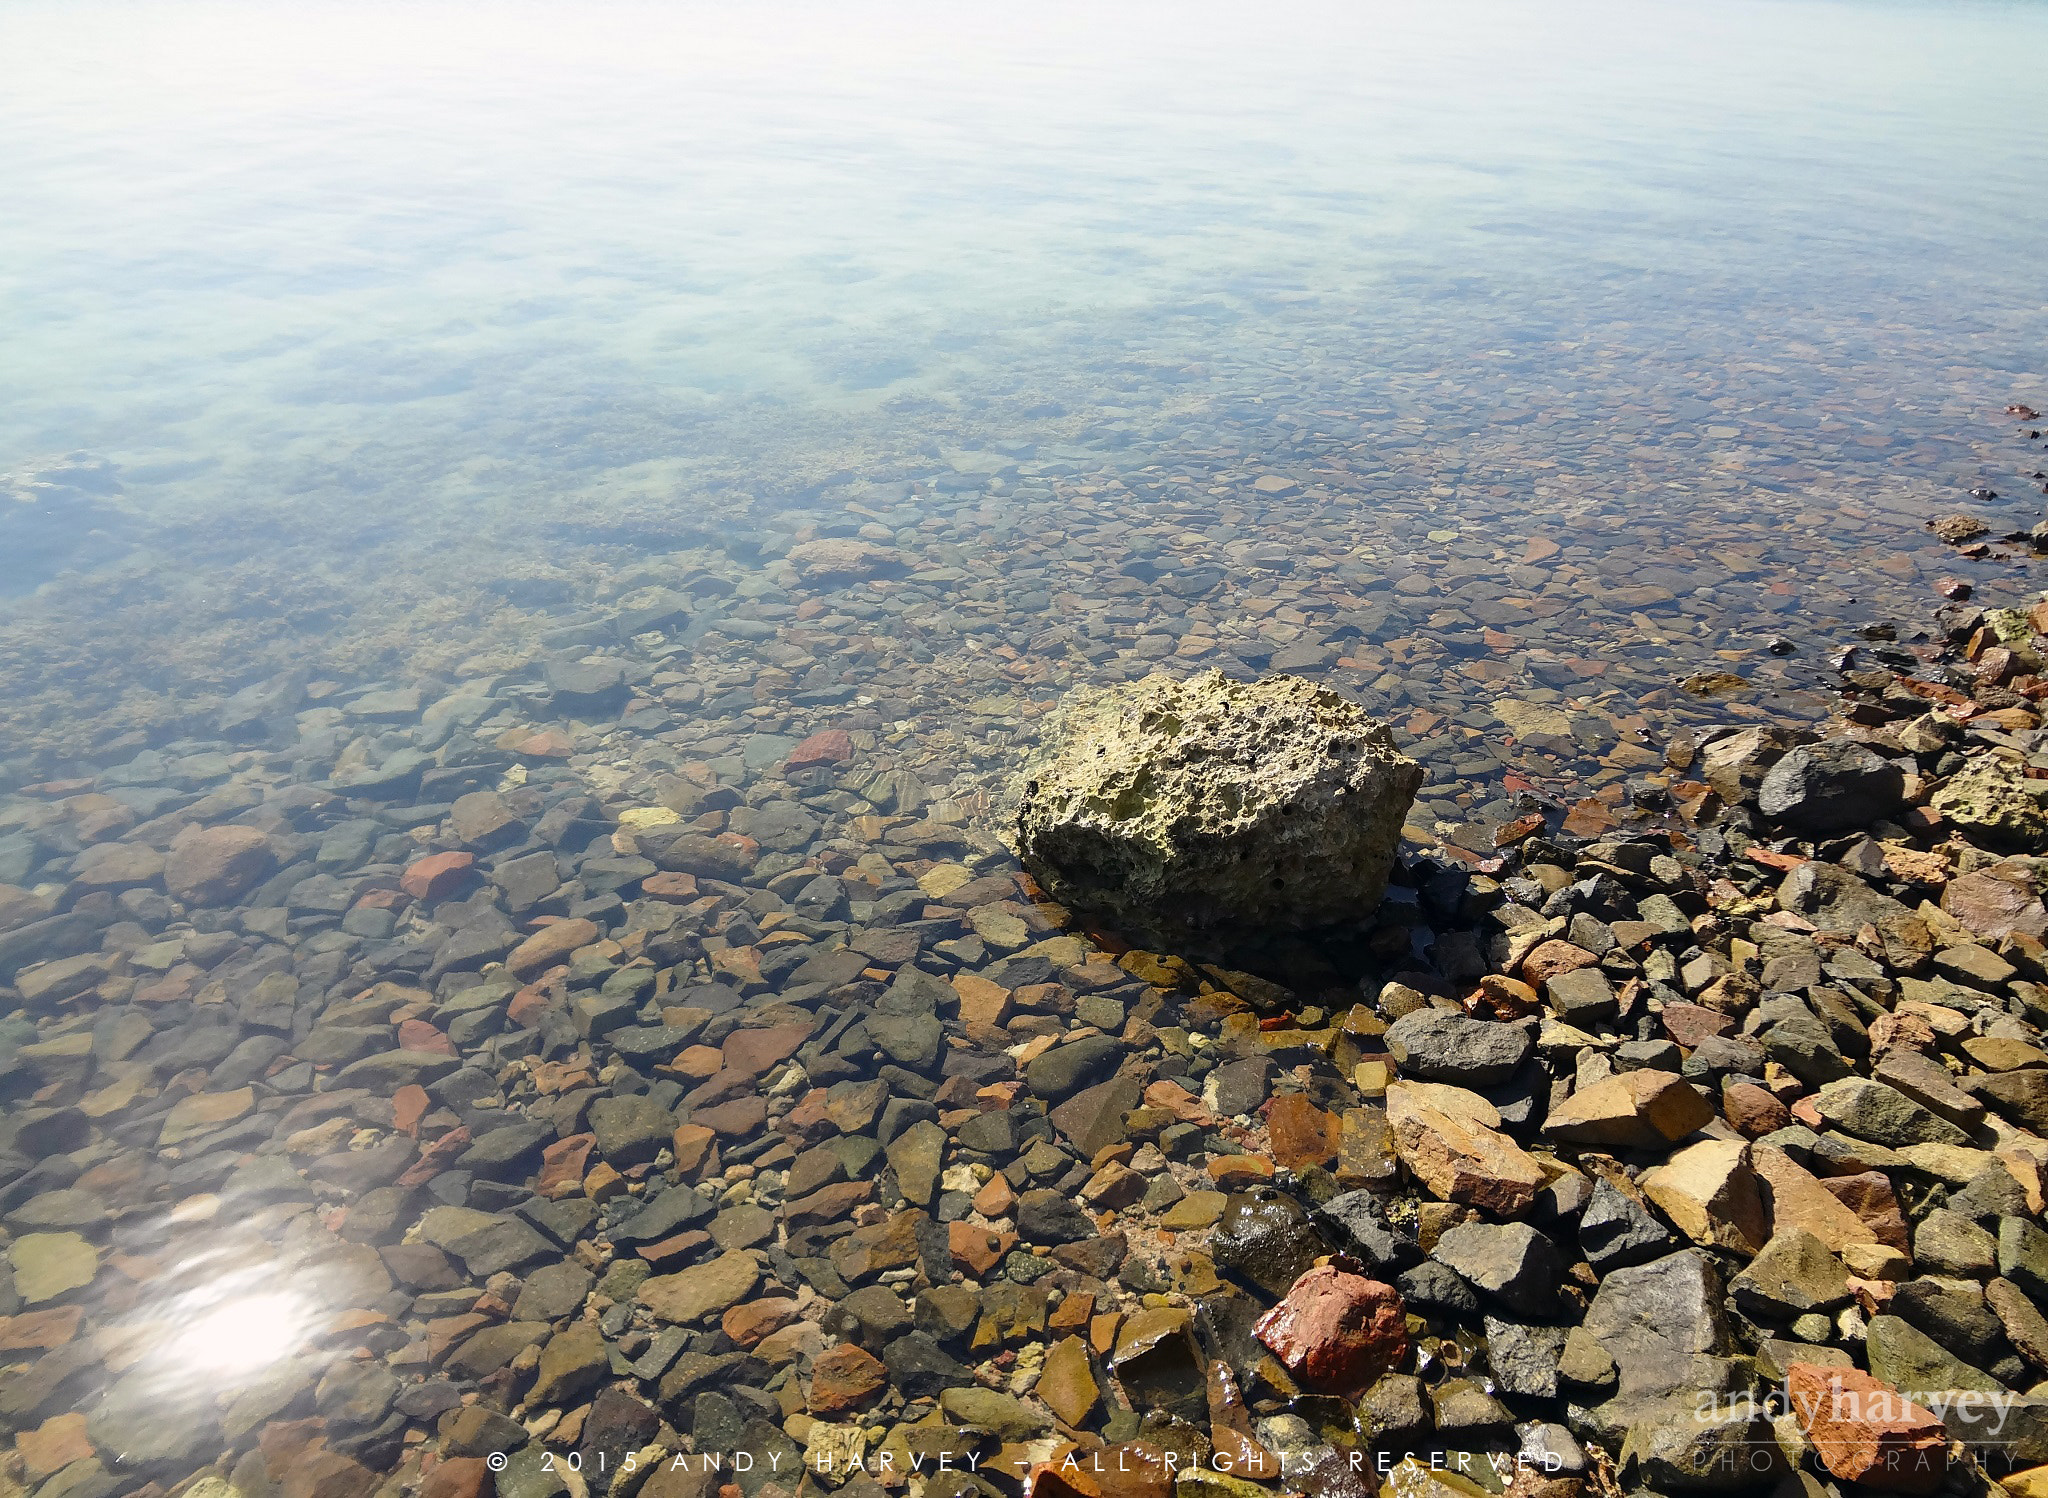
[7,528,2048,1498]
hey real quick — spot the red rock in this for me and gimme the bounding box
[1252,1266,1408,1398]
[507,918,600,978]
[401,851,476,901]
[1520,940,1597,984]
[354,886,411,913]
[786,730,854,770]
[537,1134,595,1199]
[422,1458,494,1498]
[808,1342,889,1413]
[722,1021,813,1079]
[395,1127,470,1189]
[163,824,274,905]
[1723,1081,1791,1138]
[507,985,552,1027]
[1265,1094,1341,1171]
[1942,869,2048,941]
[1787,1364,1946,1493]
[397,1019,456,1057]
[1662,1000,1736,1048]
[972,1175,1017,1219]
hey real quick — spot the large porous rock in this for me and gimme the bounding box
[1012,671,1423,932]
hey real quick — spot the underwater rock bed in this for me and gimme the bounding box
[7,412,2048,1498]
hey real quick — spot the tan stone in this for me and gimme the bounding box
[1543,1070,1713,1148]
[163,823,275,905]
[638,1251,760,1323]
[1640,1140,1770,1256]
[159,1085,256,1147]
[1751,1144,1881,1255]
[1387,1082,1546,1216]
[1039,1335,1101,1427]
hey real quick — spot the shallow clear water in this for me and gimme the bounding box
[3,3,2048,1476]
[4,2,2047,643]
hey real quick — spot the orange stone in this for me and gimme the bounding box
[670,1124,719,1179]
[949,1220,1015,1276]
[722,1297,801,1349]
[392,1084,431,1138]
[1266,1094,1341,1171]
[536,1134,595,1199]
[0,1306,82,1352]
[17,1412,92,1479]
[1787,1363,1946,1493]
[1206,1155,1275,1189]
[643,871,700,903]
[971,1174,1017,1219]
[507,918,601,979]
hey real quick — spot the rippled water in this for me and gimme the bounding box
[3,0,2048,1485]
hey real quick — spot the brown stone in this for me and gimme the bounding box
[1752,1144,1885,1254]
[1723,1081,1791,1138]
[721,1297,800,1350]
[1266,1093,1342,1171]
[71,841,164,890]
[1205,1155,1274,1189]
[1252,1266,1408,1398]
[1942,869,2048,941]
[1039,1335,1101,1427]
[0,1306,81,1352]
[164,824,275,905]
[1786,1363,1946,1493]
[808,1342,888,1413]
[722,1022,813,1079]
[280,1448,380,1498]
[972,1174,1017,1219]
[691,1095,768,1137]
[954,972,1013,1031]
[507,918,600,978]
[1662,1001,1736,1048]
[421,1458,495,1498]
[670,1123,719,1179]
[644,870,700,903]
[1814,1169,1911,1253]
[402,851,476,901]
